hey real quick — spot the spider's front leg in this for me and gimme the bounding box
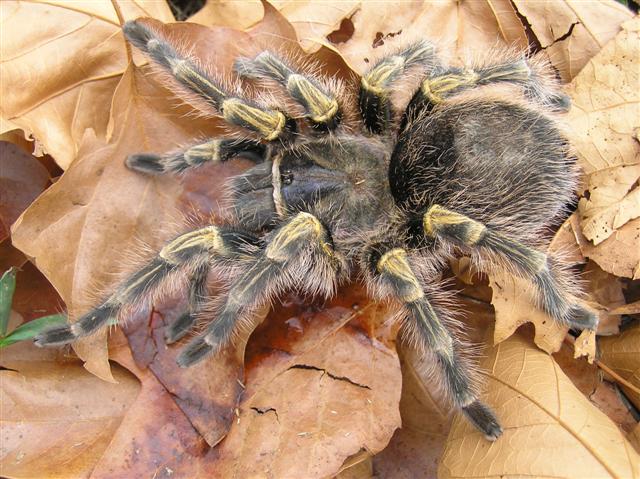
[366,246,503,440]
[34,226,260,347]
[177,212,342,367]
[423,205,598,331]
[126,138,268,176]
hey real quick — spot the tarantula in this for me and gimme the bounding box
[36,20,598,440]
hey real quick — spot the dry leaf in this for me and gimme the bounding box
[512,0,632,81]
[599,323,640,410]
[91,290,401,479]
[0,142,50,241]
[578,164,640,246]
[630,423,640,454]
[611,300,640,315]
[371,347,453,478]
[122,297,249,447]
[583,261,626,335]
[574,214,640,280]
[489,270,567,354]
[271,0,528,71]
[439,332,640,479]
[562,17,640,278]
[565,16,639,175]
[188,0,263,29]
[0,341,140,479]
[0,0,173,169]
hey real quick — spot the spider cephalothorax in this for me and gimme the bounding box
[36,20,598,441]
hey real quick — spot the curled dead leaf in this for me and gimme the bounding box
[439,332,640,479]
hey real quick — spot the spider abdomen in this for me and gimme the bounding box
[389,100,576,237]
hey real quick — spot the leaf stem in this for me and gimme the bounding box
[110,0,132,64]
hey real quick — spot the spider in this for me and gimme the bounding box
[36,19,598,441]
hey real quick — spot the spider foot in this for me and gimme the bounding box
[462,400,503,441]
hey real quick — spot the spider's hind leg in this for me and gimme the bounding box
[423,205,598,331]
[403,57,569,127]
[35,226,261,347]
[366,246,502,440]
[126,138,267,175]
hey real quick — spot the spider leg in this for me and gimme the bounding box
[423,205,598,330]
[177,212,340,367]
[123,21,295,142]
[126,138,267,175]
[359,40,440,134]
[164,263,209,344]
[235,52,341,132]
[371,247,502,440]
[34,226,260,346]
[403,59,569,127]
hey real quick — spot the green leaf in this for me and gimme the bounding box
[0,267,17,337]
[0,313,67,348]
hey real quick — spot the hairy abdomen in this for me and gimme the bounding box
[389,100,576,239]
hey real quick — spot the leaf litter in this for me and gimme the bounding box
[1,0,639,477]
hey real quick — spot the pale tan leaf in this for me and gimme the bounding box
[573,214,640,280]
[188,0,263,29]
[511,0,632,80]
[599,323,640,410]
[578,164,640,245]
[610,300,640,315]
[0,0,173,169]
[565,17,639,174]
[271,0,527,72]
[439,333,640,479]
[489,270,567,354]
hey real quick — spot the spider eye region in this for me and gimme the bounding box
[281,170,294,185]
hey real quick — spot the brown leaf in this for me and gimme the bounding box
[439,332,640,479]
[511,0,632,80]
[213,289,401,478]
[0,0,174,169]
[371,352,452,478]
[270,0,528,72]
[93,290,401,478]
[630,423,640,454]
[0,141,49,241]
[599,323,640,410]
[121,297,250,447]
[0,341,140,479]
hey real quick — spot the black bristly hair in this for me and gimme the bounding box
[35,19,598,442]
